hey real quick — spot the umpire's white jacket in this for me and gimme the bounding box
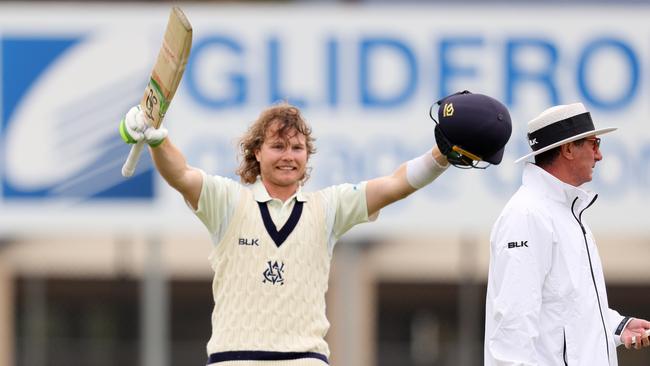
[484,164,630,366]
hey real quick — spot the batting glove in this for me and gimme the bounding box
[119,105,168,147]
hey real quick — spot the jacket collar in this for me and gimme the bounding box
[251,178,307,203]
[522,163,597,212]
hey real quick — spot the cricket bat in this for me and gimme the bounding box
[122,6,192,177]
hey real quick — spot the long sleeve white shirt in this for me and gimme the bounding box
[484,163,629,366]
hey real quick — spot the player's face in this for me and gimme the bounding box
[255,122,308,191]
[572,137,602,186]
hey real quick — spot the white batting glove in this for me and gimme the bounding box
[119,105,168,147]
[143,125,168,147]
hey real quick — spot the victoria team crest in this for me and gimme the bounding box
[263,261,285,285]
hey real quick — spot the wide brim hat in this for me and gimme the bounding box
[514,103,617,163]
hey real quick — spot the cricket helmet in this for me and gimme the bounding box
[431,90,512,168]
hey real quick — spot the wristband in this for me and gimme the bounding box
[406,149,449,189]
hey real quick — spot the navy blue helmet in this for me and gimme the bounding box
[431,90,512,168]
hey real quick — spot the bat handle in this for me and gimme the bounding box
[122,141,146,177]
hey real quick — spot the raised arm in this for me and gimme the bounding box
[149,139,202,209]
[120,106,202,209]
[365,147,448,217]
[364,91,512,217]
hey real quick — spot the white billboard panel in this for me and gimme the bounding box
[1,4,649,237]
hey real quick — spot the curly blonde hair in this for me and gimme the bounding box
[236,103,316,184]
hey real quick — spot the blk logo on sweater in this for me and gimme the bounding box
[239,238,260,246]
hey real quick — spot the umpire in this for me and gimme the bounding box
[484,102,650,365]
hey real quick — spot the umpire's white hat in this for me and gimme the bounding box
[515,103,617,163]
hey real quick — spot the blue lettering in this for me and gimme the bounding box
[360,37,417,108]
[268,37,306,108]
[186,36,247,108]
[183,33,645,118]
[327,38,339,107]
[577,38,638,109]
[438,37,483,98]
[506,38,559,106]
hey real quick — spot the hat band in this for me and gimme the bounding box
[527,112,594,151]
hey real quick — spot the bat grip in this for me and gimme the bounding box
[122,141,146,177]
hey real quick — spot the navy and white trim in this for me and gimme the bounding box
[258,201,304,247]
[615,316,633,336]
[208,350,328,364]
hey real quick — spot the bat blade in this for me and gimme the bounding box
[122,6,192,177]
